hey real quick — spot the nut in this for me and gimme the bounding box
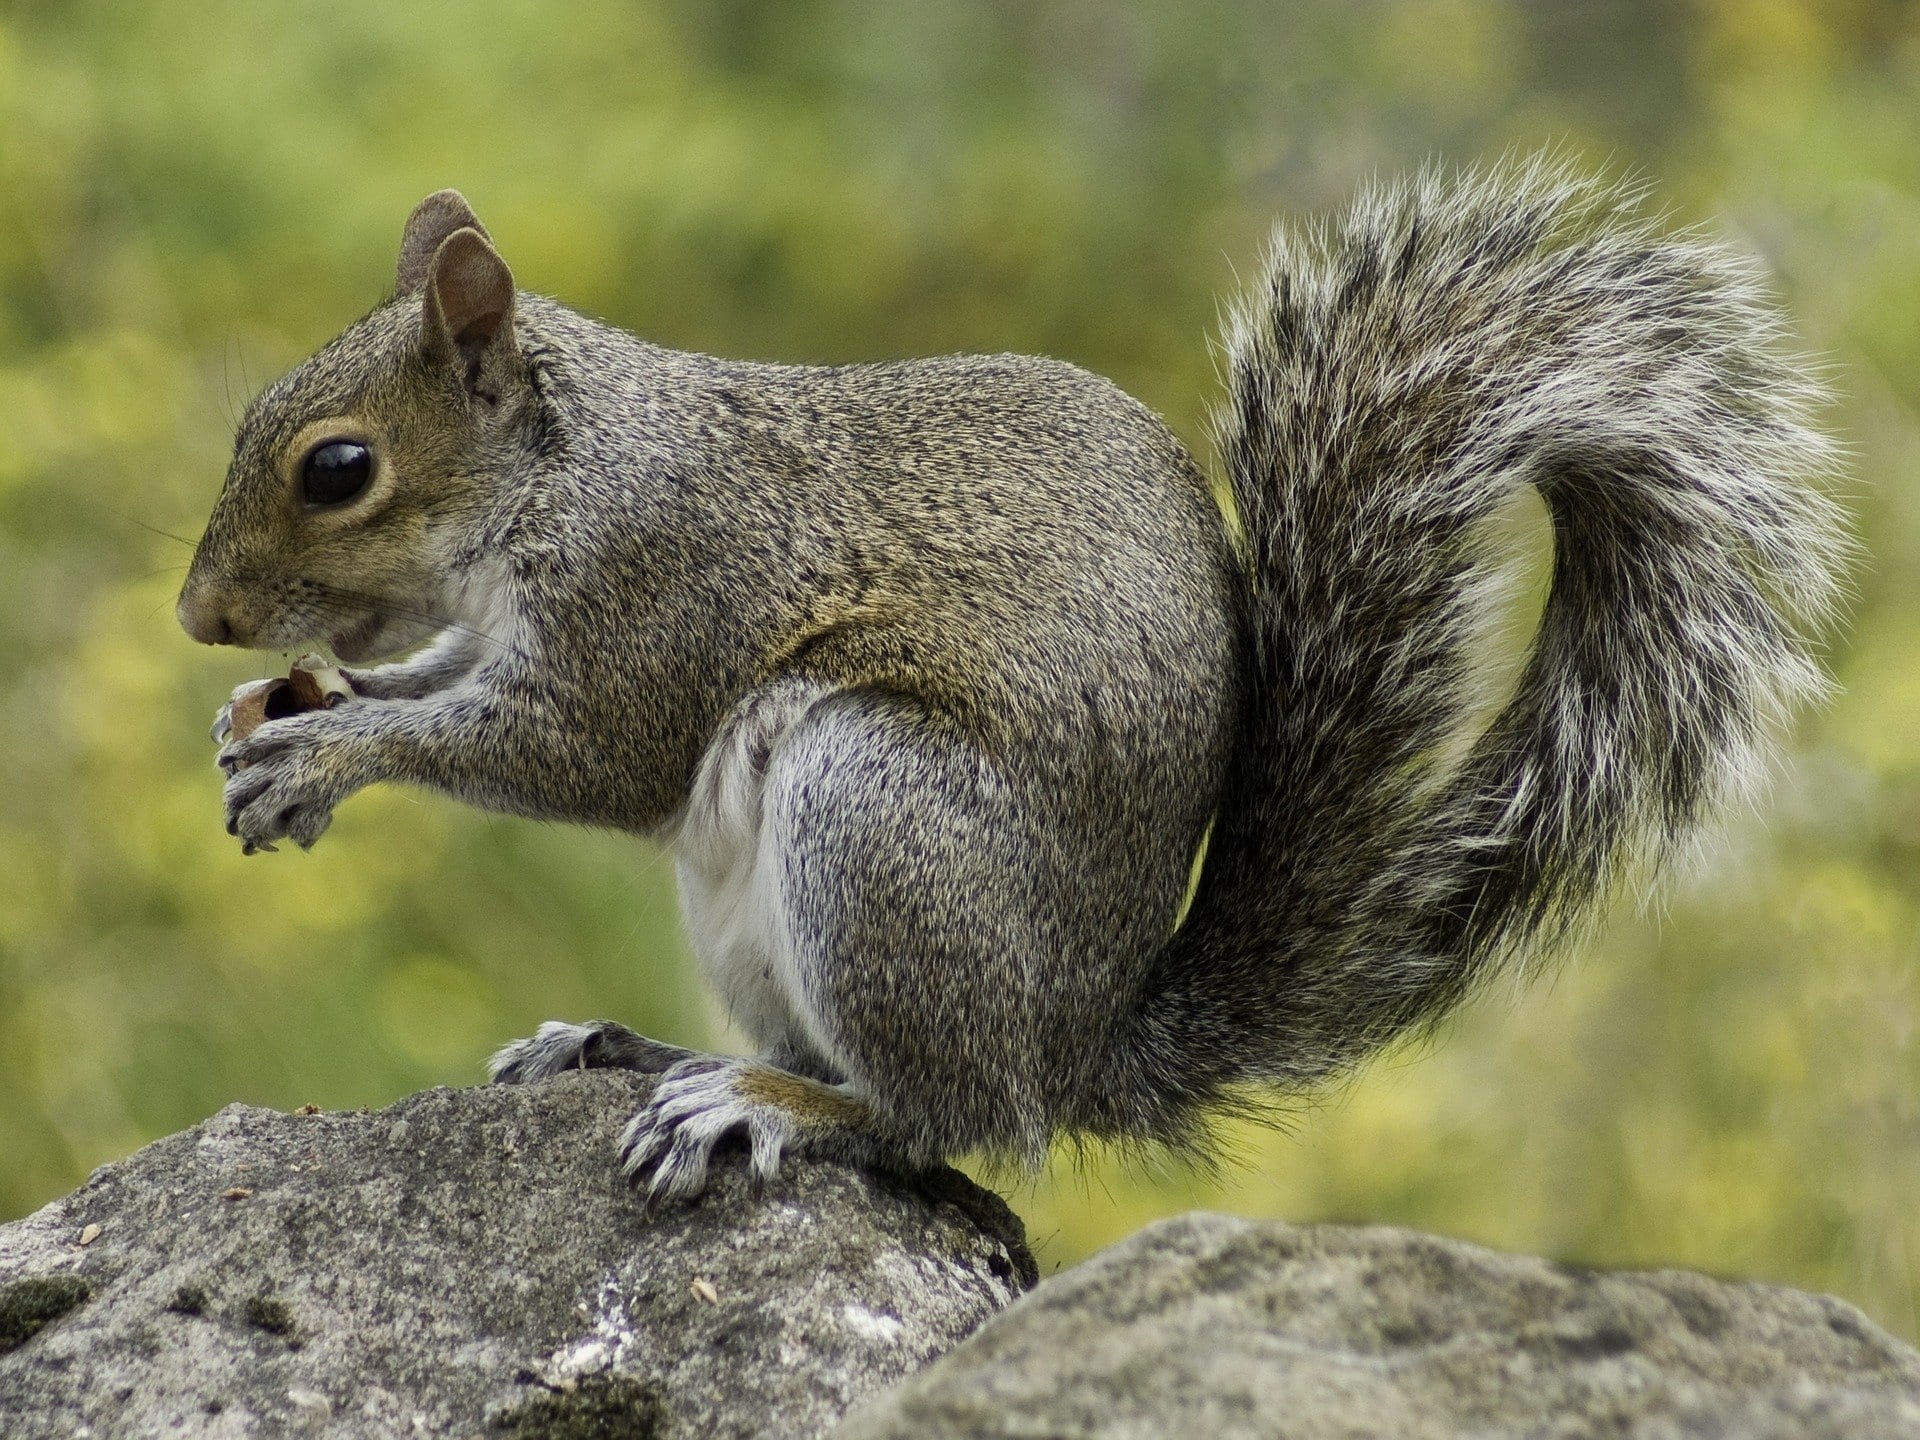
[228,658,354,743]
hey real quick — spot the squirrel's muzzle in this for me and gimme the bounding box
[177,584,238,646]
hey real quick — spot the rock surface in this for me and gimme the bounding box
[10,1088,1916,1440]
[837,1211,1920,1440]
[0,1070,1034,1439]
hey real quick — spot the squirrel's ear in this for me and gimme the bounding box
[397,189,492,295]
[423,227,517,402]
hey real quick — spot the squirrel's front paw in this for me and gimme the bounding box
[216,715,360,854]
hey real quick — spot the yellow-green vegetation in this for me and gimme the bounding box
[2,0,1916,1339]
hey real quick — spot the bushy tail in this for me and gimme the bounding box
[1113,161,1848,1146]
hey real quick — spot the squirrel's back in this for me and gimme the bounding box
[524,299,1243,751]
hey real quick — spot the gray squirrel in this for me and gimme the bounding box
[177,162,1846,1202]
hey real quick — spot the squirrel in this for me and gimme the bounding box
[177,162,1846,1203]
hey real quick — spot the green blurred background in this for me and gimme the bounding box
[3,0,1917,1337]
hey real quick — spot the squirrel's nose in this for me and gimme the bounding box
[177,590,235,646]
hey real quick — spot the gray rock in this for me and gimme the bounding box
[835,1212,1920,1440]
[0,1070,1033,1439]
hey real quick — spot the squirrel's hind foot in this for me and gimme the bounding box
[488,1019,696,1084]
[619,1057,884,1207]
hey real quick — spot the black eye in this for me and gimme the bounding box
[301,440,373,506]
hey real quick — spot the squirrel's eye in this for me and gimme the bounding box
[301,441,373,506]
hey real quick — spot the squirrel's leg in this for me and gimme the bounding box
[622,686,1059,1202]
[339,626,488,701]
[214,657,618,850]
[207,628,486,746]
[489,1021,697,1084]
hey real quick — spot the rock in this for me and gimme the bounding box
[0,1070,1033,1439]
[836,1212,1920,1440]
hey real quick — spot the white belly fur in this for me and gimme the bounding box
[669,683,836,1063]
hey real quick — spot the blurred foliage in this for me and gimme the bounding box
[2,0,1918,1339]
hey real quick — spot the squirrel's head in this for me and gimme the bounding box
[178,190,532,662]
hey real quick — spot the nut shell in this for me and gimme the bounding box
[228,660,353,743]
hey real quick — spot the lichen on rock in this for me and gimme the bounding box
[0,1275,91,1354]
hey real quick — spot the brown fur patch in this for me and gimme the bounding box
[734,1066,870,1129]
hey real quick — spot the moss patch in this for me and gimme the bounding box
[0,1275,93,1353]
[165,1284,209,1317]
[493,1375,668,1439]
[240,1294,297,1340]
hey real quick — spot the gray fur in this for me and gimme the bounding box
[1107,161,1849,1147]
[179,161,1846,1196]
